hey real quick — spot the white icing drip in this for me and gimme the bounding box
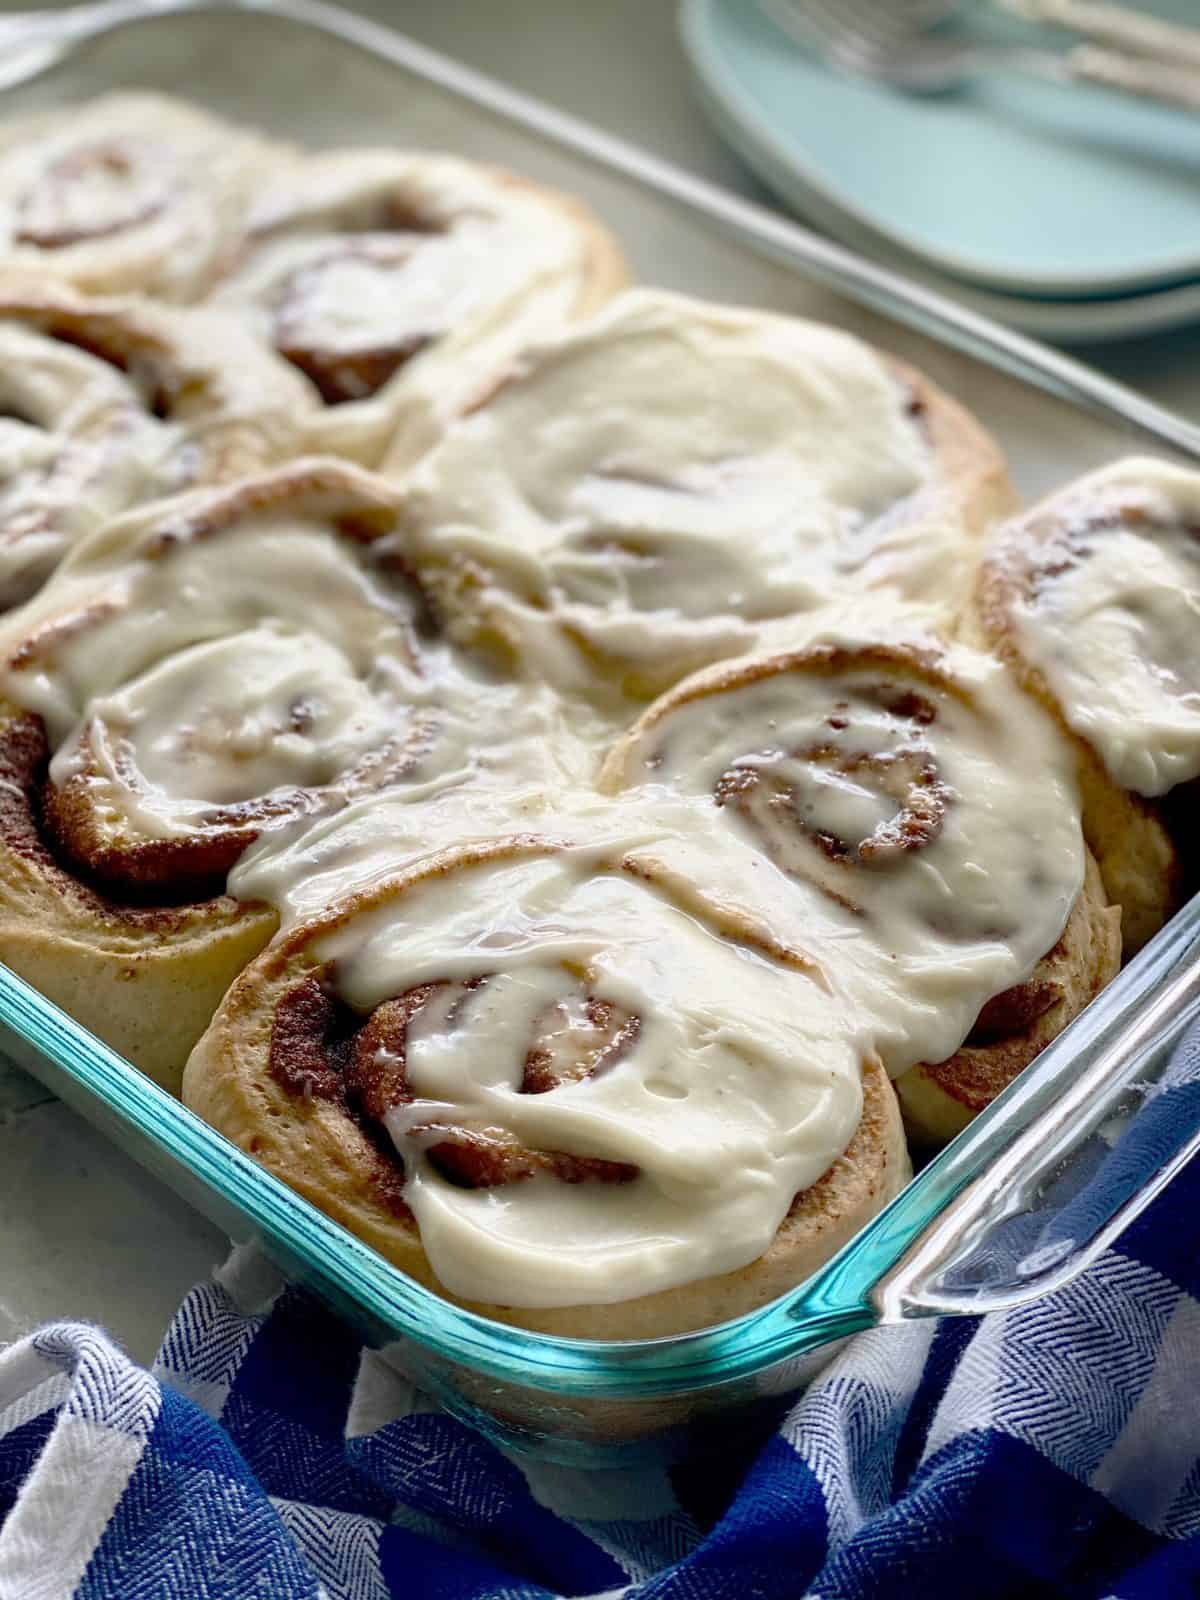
[229,621,1084,1311]
[316,847,864,1308]
[229,687,612,919]
[405,290,964,690]
[1004,458,1200,798]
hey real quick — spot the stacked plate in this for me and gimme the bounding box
[680,0,1200,342]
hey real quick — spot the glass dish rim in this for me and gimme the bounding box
[3,0,1200,1400]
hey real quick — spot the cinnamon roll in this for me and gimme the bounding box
[0,459,519,1091]
[600,620,1120,1145]
[183,835,908,1338]
[405,289,1014,703]
[0,281,315,607]
[211,149,628,469]
[972,458,1200,956]
[0,93,285,301]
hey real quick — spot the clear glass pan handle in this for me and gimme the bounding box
[871,897,1200,1323]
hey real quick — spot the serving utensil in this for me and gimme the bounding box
[763,0,1200,110]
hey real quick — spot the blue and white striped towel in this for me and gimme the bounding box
[3,1030,1200,1598]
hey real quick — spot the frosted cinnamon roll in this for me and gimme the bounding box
[0,94,285,301]
[405,289,1014,702]
[0,282,315,607]
[0,460,514,1091]
[211,149,628,469]
[600,621,1120,1145]
[973,458,1200,956]
[184,835,908,1338]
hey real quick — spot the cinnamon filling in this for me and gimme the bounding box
[269,972,640,1195]
[0,709,228,920]
[265,199,449,405]
[1,468,435,898]
[278,323,431,408]
[42,718,427,900]
[964,978,1061,1047]
[1031,502,1200,586]
[15,140,168,250]
[713,683,951,909]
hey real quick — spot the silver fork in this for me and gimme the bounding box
[763,0,1200,112]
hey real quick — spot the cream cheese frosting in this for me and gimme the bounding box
[404,289,978,698]
[0,93,285,300]
[995,458,1200,798]
[0,319,181,608]
[0,290,317,610]
[214,150,619,469]
[315,840,866,1308]
[0,466,608,877]
[274,609,1084,1310]
[601,614,1086,1076]
[228,694,612,923]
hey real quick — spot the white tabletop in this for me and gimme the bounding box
[2,0,1197,1365]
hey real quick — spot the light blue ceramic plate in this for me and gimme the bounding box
[739,215,1200,343]
[680,0,1200,300]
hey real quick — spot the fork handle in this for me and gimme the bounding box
[1065,43,1200,114]
[1007,0,1200,72]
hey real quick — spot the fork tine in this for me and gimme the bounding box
[763,0,874,54]
[785,0,907,55]
[764,0,953,59]
[759,0,838,53]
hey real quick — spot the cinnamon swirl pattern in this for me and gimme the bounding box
[0,282,315,607]
[184,835,908,1337]
[405,289,1014,701]
[601,623,1120,1144]
[212,150,628,468]
[0,459,545,1089]
[0,94,285,301]
[974,458,1200,955]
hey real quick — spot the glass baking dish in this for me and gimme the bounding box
[3,0,1200,1468]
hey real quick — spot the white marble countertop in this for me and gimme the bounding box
[1,0,1197,1366]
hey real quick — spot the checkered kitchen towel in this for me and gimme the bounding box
[3,1032,1200,1599]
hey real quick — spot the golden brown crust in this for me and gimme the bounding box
[183,836,908,1340]
[489,168,630,319]
[895,849,1121,1146]
[889,355,1019,565]
[968,504,1182,956]
[0,700,277,1092]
